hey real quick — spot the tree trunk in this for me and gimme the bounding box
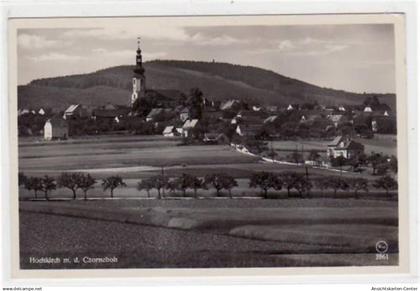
[183,189,186,197]
[264,189,268,199]
[110,189,114,198]
[146,190,150,198]
[45,191,49,201]
[72,189,77,200]
[354,190,359,199]
[84,191,87,200]
[194,189,198,199]
[216,189,220,197]
[34,190,38,199]
[229,189,232,199]
[157,189,161,199]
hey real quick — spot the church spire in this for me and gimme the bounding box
[134,37,144,74]
[131,37,146,105]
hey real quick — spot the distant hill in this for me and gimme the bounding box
[18,60,396,111]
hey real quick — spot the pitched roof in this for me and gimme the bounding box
[328,136,343,146]
[163,126,175,134]
[147,108,164,118]
[64,104,80,114]
[220,99,239,110]
[264,115,278,123]
[183,119,199,129]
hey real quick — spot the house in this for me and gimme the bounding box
[182,119,199,137]
[203,132,229,144]
[44,117,69,141]
[327,136,364,159]
[38,108,45,115]
[287,104,294,111]
[162,126,177,137]
[63,104,88,119]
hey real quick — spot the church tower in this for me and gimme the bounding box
[131,37,146,105]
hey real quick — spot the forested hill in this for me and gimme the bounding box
[18,60,396,110]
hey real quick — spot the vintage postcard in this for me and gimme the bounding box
[7,13,410,279]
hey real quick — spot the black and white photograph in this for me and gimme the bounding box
[11,14,407,273]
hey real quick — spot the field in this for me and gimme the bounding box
[20,198,398,268]
[18,134,399,268]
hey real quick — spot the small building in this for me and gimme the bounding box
[182,119,199,137]
[162,126,177,137]
[327,136,364,159]
[44,117,69,141]
[38,108,46,115]
[63,104,88,120]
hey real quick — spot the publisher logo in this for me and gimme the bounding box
[375,240,389,260]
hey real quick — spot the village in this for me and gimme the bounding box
[17,40,398,201]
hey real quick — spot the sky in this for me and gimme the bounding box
[17,21,396,93]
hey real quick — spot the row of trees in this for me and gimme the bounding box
[19,171,398,201]
[137,173,238,199]
[249,171,397,199]
[19,172,125,200]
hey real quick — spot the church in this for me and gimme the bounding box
[130,38,184,109]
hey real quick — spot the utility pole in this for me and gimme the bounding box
[161,165,165,196]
